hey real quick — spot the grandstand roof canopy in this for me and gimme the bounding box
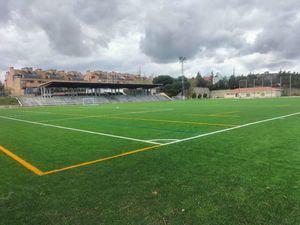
[39,80,161,89]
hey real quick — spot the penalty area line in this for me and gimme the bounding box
[42,111,300,175]
[161,112,300,146]
[1,112,299,176]
[42,145,161,175]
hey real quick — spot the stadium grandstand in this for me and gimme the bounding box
[4,67,169,106]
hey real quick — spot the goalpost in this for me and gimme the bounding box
[82,98,96,105]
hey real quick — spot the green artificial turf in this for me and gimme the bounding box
[0,98,299,225]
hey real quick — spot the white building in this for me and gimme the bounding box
[225,87,281,99]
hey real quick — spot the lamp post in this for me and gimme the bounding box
[289,74,292,96]
[179,56,186,100]
[239,79,247,88]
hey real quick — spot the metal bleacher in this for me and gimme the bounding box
[18,94,170,107]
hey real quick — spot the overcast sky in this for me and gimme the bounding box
[1,0,300,81]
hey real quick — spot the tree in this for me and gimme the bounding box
[228,75,238,89]
[152,75,191,97]
[196,72,207,87]
[163,83,180,96]
[211,77,228,90]
[153,75,175,96]
[0,81,5,96]
[153,75,174,86]
[176,76,191,91]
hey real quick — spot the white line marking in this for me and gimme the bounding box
[148,139,179,141]
[161,112,300,146]
[0,112,299,151]
[148,138,180,144]
[0,115,161,145]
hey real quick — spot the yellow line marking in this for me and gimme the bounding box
[105,116,237,127]
[0,146,44,176]
[275,104,290,107]
[19,110,85,117]
[216,111,239,115]
[186,114,240,118]
[42,145,161,175]
[185,111,240,118]
[208,111,239,117]
[36,109,173,123]
[0,144,161,176]
[1,111,299,176]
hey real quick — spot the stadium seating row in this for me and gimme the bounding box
[18,95,169,106]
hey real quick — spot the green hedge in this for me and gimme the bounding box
[0,97,19,105]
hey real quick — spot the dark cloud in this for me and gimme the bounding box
[33,10,90,56]
[140,0,300,64]
[140,1,249,62]
[0,1,10,23]
[0,0,139,57]
[252,13,300,59]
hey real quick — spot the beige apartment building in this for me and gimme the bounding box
[4,67,151,96]
[225,87,281,98]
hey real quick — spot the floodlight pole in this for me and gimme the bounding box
[179,57,186,100]
[239,80,247,88]
[289,74,292,96]
[270,77,273,98]
[280,75,282,94]
[271,77,273,87]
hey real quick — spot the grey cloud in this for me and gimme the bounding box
[0,1,10,23]
[265,61,293,70]
[140,1,251,63]
[0,0,32,23]
[140,12,202,63]
[34,12,90,56]
[140,0,300,67]
[26,0,95,56]
[0,0,88,56]
[1,0,300,79]
[253,13,300,59]
[74,0,136,30]
[243,57,293,72]
[2,0,140,57]
[73,0,141,49]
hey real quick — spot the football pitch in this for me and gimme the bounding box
[1,98,299,224]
